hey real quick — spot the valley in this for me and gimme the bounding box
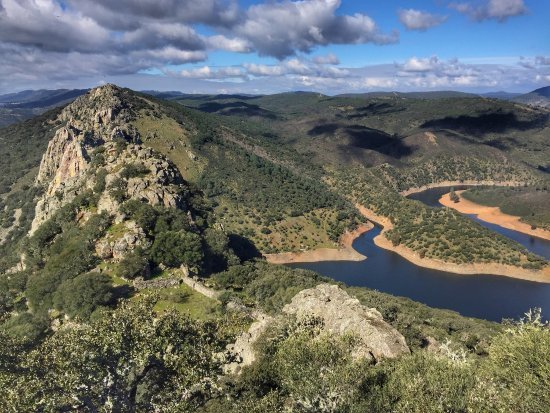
[0,84,548,411]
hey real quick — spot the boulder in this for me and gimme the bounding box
[282,284,410,361]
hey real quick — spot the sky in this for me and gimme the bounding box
[0,0,548,94]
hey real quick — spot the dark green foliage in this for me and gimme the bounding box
[0,107,61,195]
[213,262,329,314]
[150,230,203,268]
[90,148,106,168]
[449,187,460,203]
[108,176,127,203]
[120,200,159,233]
[119,163,150,179]
[116,251,150,280]
[25,212,111,313]
[93,167,108,193]
[1,312,49,343]
[53,272,114,320]
[202,228,240,274]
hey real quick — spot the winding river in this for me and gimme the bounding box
[290,187,550,322]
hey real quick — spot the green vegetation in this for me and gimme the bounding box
[1,86,549,411]
[334,167,547,269]
[462,186,550,230]
[0,298,232,412]
[0,107,61,195]
[132,96,364,254]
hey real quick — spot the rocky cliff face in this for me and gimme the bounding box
[30,84,187,233]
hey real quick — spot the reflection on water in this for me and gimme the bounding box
[289,187,550,322]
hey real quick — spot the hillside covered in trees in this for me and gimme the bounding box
[0,85,548,411]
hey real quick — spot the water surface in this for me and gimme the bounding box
[289,187,550,321]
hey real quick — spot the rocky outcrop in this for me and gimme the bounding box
[225,284,409,374]
[224,312,274,374]
[30,84,189,233]
[95,220,151,261]
[282,284,409,361]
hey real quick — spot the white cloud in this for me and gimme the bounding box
[206,35,251,52]
[450,0,527,22]
[234,0,398,59]
[402,56,442,72]
[179,66,245,79]
[398,9,447,31]
[313,53,340,65]
[244,57,350,78]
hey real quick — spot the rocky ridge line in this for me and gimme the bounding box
[30,84,187,233]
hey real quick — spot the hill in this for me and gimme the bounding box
[0,89,88,127]
[337,90,478,99]
[513,86,550,108]
[0,84,548,411]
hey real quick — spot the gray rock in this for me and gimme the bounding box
[282,284,410,361]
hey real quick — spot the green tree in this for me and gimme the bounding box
[150,230,203,268]
[53,272,114,320]
[1,298,227,412]
[469,309,550,413]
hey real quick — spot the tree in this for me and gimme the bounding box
[150,230,203,268]
[116,252,150,280]
[53,272,114,320]
[449,188,460,203]
[469,309,550,413]
[1,298,228,411]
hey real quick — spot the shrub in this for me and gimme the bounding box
[150,230,203,268]
[120,163,150,179]
[116,252,149,280]
[53,272,114,320]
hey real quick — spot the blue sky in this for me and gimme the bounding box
[0,0,548,94]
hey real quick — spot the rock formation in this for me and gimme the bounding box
[226,284,409,373]
[30,84,188,233]
[283,284,410,361]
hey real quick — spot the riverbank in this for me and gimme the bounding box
[355,204,550,284]
[400,180,525,197]
[440,191,550,241]
[265,221,374,264]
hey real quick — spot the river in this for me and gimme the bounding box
[289,186,550,322]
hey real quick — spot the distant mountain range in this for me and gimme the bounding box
[0,86,548,128]
[510,86,550,108]
[0,88,88,127]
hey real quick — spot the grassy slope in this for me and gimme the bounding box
[132,95,362,254]
[167,92,550,268]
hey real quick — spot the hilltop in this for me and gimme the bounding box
[512,86,550,108]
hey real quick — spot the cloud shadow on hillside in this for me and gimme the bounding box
[198,101,277,119]
[421,112,547,136]
[308,123,413,158]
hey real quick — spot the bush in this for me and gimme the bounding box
[116,252,149,280]
[150,230,203,268]
[53,272,114,320]
[470,309,550,413]
[120,163,150,179]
